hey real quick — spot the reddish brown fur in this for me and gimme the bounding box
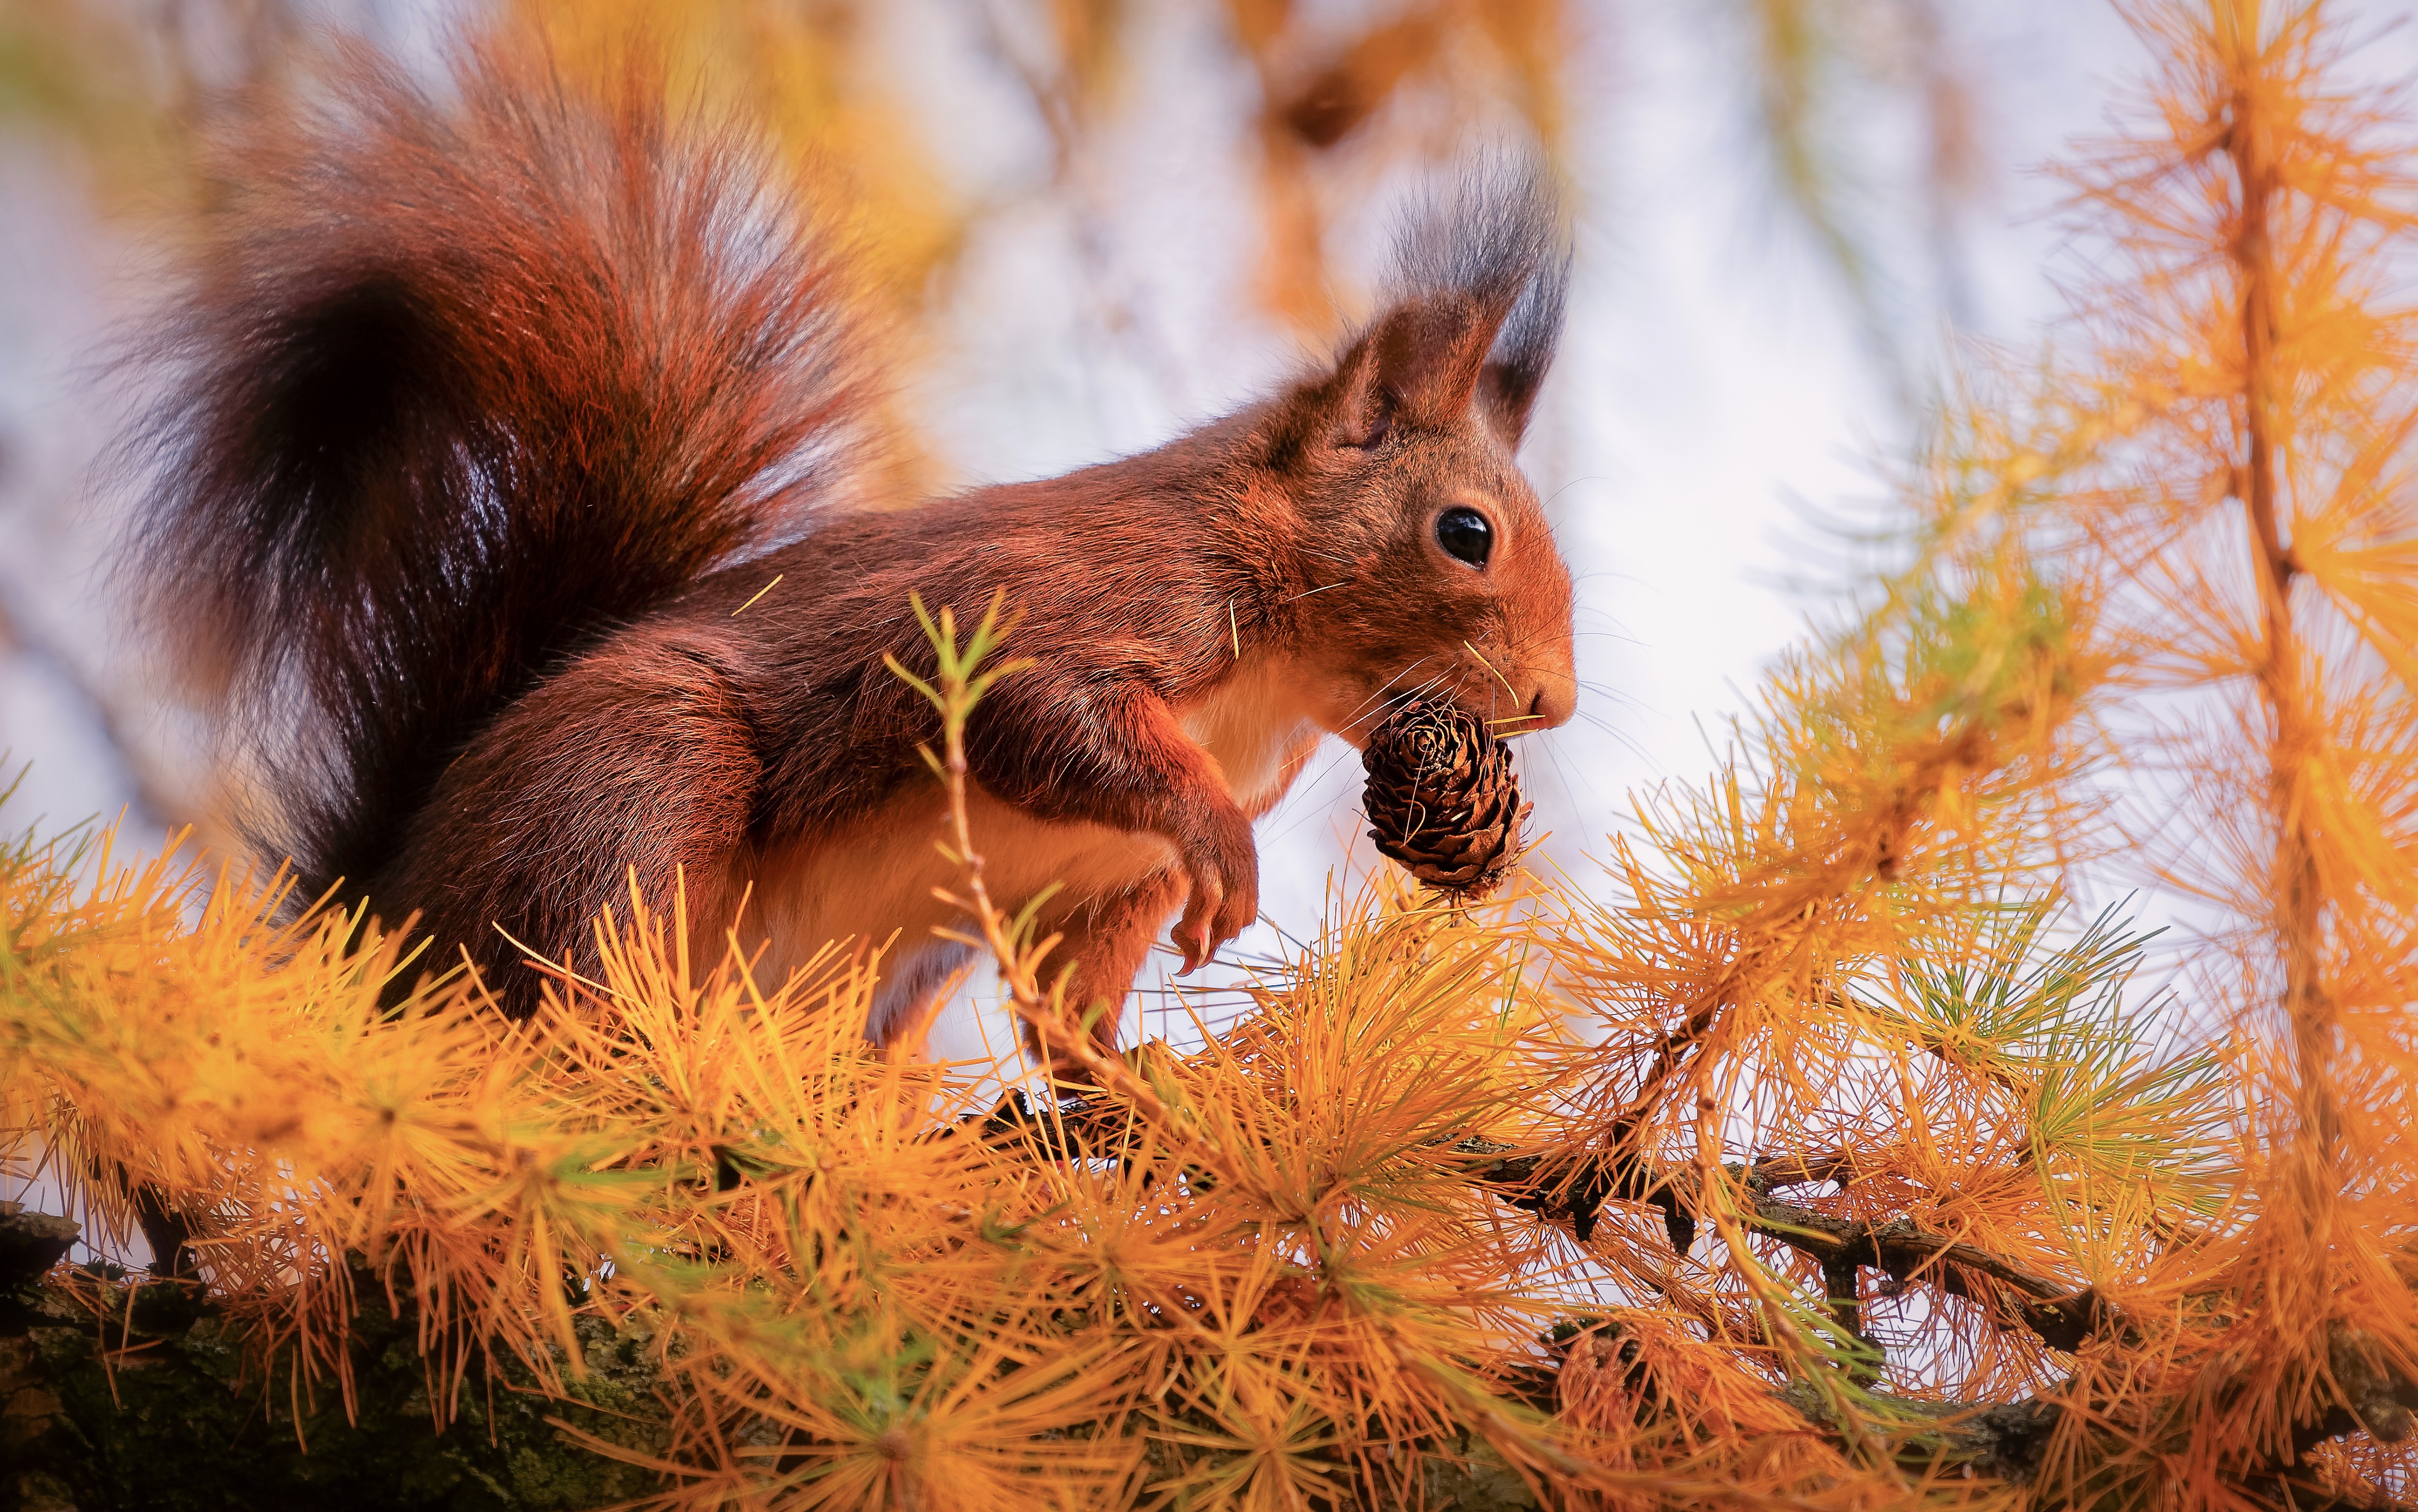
[126,32,1578,1061]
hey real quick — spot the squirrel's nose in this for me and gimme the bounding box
[1526,671,1577,732]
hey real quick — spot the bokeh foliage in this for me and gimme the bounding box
[3,1,2416,1509]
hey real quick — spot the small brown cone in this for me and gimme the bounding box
[1360,699,1531,901]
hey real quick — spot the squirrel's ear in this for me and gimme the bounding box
[1362,158,1570,448]
[1322,292,1507,447]
[1296,160,1570,453]
[1477,257,1569,446]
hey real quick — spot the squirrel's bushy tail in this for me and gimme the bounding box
[126,35,876,902]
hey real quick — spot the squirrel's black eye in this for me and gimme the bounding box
[1435,507,1493,567]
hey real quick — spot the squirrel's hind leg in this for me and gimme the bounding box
[864,939,979,1055]
[381,630,763,1016]
[1026,871,1188,1077]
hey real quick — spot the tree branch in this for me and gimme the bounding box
[976,1092,2127,1360]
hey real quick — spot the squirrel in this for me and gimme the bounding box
[123,34,1580,1060]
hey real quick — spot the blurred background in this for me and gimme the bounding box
[0,0,2402,1069]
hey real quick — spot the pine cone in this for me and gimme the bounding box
[1361,700,1532,901]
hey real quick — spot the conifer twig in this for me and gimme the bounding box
[992,1074,2127,1364]
[889,593,1225,1159]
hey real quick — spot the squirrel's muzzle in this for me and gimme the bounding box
[1525,669,1577,732]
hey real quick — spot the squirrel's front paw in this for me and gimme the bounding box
[1171,805,1259,973]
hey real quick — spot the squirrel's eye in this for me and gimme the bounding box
[1435,507,1493,567]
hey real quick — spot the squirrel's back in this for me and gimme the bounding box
[125,34,879,904]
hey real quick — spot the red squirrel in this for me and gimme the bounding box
[125,36,1578,1055]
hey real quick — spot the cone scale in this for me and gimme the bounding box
[1360,700,1531,901]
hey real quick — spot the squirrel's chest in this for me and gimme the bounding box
[1173,655,1322,819]
[740,656,1324,1021]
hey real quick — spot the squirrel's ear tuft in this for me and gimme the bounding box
[1381,157,1571,446]
[1284,157,1570,457]
[1477,230,1570,444]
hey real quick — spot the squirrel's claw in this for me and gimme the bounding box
[1173,878,1222,974]
[1173,827,1259,975]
